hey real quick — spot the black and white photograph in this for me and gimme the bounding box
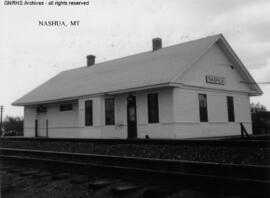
[0,0,269,197]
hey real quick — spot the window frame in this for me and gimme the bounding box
[85,100,93,126]
[147,93,159,123]
[227,96,235,122]
[105,98,115,125]
[198,93,208,122]
[36,106,47,113]
[59,104,73,112]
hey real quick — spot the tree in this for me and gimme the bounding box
[251,103,269,134]
[3,116,23,135]
[251,102,267,113]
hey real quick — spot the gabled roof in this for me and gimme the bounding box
[13,34,262,106]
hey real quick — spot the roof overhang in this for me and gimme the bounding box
[12,83,176,106]
[105,82,175,95]
[216,35,263,96]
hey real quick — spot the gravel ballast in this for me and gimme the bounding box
[0,138,269,166]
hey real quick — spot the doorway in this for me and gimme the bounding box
[37,114,47,137]
[35,119,38,137]
[127,95,137,138]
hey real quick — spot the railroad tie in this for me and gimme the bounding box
[5,168,25,174]
[31,171,51,178]
[70,175,90,184]
[88,179,113,190]
[143,186,176,198]
[50,173,71,181]
[1,167,16,171]
[111,183,143,196]
[19,170,40,176]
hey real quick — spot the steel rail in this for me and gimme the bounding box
[1,147,269,197]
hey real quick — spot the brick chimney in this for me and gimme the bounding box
[87,55,95,67]
[152,38,162,51]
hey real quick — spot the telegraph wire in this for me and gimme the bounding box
[239,81,270,85]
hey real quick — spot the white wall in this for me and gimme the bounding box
[136,88,175,139]
[46,100,79,138]
[24,106,37,137]
[24,100,80,138]
[172,88,252,138]
[78,97,102,138]
[24,86,252,139]
[76,88,174,139]
[77,96,127,139]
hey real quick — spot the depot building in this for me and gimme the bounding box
[13,34,262,139]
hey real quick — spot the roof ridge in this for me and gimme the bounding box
[64,34,222,73]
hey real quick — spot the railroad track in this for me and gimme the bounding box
[1,136,270,146]
[0,162,224,198]
[1,147,269,198]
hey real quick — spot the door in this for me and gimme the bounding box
[46,119,48,137]
[35,119,38,137]
[37,114,47,137]
[127,95,137,138]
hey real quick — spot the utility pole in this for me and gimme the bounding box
[0,105,3,136]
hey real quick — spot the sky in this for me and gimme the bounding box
[0,0,270,117]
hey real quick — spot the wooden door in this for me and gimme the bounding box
[127,95,137,138]
[37,114,47,137]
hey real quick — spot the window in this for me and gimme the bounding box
[198,94,208,122]
[36,106,47,113]
[227,96,235,122]
[105,98,115,125]
[85,100,93,126]
[60,104,72,111]
[148,93,159,123]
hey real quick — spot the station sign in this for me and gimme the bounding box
[206,75,225,85]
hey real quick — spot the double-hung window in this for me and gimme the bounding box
[147,93,159,123]
[85,100,93,126]
[198,94,208,122]
[105,98,115,125]
[60,104,72,111]
[227,96,235,122]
